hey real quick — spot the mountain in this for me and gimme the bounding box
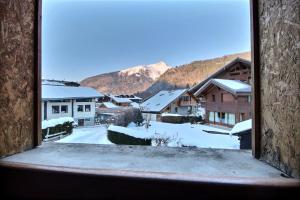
[80,61,171,95]
[136,52,251,98]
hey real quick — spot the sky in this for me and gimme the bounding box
[42,0,250,82]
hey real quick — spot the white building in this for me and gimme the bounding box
[42,85,104,126]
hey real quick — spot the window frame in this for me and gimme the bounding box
[61,105,68,113]
[32,0,261,170]
[51,105,60,114]
[85,105,91,112]
[77,105,84,112]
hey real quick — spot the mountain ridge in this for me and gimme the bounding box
[80,61,171,95]
[80,52,251,98]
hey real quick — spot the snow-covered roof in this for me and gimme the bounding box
[141,89,187,113]
[115,95,142,100]
[42,85,104,100]
[189,57,251,94]
[110,95,133,103]
[130,102,140,108]
[230,119,252,135]
[42,117,74,129]
[101,102,119,109]
[195,79,251,96]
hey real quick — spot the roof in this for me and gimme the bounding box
[195,79,251,96]
[230,119,252,135]
[140,89,187,113]
[189,57,251,94]
[101,102,119,109]
[115,95,142,100]
[110,95,133,103]
[42,85,104,100]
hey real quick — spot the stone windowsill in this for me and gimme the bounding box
[0,143,299,185]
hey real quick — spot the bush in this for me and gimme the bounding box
[161,115,202,124]
[42,121,73,139]
[107,130,151,146]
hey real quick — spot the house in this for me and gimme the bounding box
[97,102,119,109]
[194,78,251,127]
[230,119,252,149]
[42,85,104,126]
[114,94,142,103]
[189,57,251,106]
[140,89,198,121]
[108,95,133,107]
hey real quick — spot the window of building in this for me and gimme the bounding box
[240,113,245,121]
[212,95,215,102]
[221,94,224,102]
[85,105,91,112]
[52,106,60,114]
[61,105,68,113]
[215,112,220,123]
[220,112,226,124]
[77,105,83,112]
[228,113,236,125]
[209,111,214,122]
[175,107,178,113]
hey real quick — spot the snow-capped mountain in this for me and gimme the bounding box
[80,61,171,95]
[119,61,171,80]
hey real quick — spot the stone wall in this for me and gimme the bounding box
[0,0,36,157]
[259,0,300,178]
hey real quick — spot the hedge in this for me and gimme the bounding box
[161,115,202,124]
[42,121,73,139]
[107,130,151,146]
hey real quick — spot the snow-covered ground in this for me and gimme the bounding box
[57,125,112,145]
[109,121,239,149]
[56,121,240,149]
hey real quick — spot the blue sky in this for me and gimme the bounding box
[42,0,250,82]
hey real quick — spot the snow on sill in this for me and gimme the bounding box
[0,143,287,181]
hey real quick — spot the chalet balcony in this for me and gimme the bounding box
[205,102,251,112]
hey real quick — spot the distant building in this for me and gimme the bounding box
[97,102,119,109]
[191,57,252,127]
[194,79,251,127]
[140,89,198,121]
[189,58,251,95]
[114,94,142,103]
[107,94,142,107]
[190,58,251,107]
[42,85,104,126]
[109,95,133,107]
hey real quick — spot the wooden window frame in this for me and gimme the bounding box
[34,0,261,157]
[32,0,262,171]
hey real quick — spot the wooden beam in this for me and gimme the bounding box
[250,0,261,158]
[34,0,42,146]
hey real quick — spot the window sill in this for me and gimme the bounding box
[1,143,299,198]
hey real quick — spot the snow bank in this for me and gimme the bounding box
[110,121,239,149]
[161,113,182,117]
[108,125,153,139]
[42,117,74,129]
